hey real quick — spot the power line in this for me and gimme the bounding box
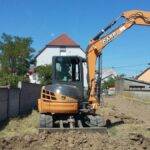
[110,63,150,69]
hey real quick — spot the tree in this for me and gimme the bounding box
[102,77,116,90]
[0,33,34,75]
[36,65,52,85]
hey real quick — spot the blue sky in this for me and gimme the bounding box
[0,0,150,76]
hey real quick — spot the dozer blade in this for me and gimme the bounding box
[39,127,108,134]
[39,114,107,134]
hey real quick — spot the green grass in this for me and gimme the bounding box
[0,110,39,138]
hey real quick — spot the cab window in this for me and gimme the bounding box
[55,57,80,82]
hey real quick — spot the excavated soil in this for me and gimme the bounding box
[0,131,150,150]
[0,96,150,150]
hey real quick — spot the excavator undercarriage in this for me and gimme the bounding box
[39,113,105,129]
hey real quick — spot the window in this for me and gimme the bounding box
[55,57,80,82]
[60,48,66,56]
[129,85,145,91]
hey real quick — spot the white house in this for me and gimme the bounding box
[35,34,86,66]
[31,34,87,87]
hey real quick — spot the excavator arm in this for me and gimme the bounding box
[86,10,150,109]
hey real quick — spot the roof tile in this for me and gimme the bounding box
[47,33,80,47]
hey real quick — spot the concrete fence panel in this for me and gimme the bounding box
[0,88,8,122]
[0,82,42,122]
[123,91,150,102]
[8,88,20,117]
[19,82,41,115]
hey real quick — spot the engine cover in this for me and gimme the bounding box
[45,84,82,101]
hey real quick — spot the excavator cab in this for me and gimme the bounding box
[51,56,85,101]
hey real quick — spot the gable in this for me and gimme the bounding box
[35,34,82,59]
[47,34,80,47]
[137,68,150,83]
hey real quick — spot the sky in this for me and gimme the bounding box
[0,0,150,77]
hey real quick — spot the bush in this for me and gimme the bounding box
[35,65,52,85]
[0,72,28,87]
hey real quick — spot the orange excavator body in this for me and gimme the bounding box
[38,88,78,114]
[38,10,150,129]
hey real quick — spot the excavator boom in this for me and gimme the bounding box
[87,10,150,109]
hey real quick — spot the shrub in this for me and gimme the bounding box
[35,65,52,85]
[0,72,28,87]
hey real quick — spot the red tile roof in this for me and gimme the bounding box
[47,34,80,47]
[35,34,81,59]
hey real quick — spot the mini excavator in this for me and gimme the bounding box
[38,10,150,130]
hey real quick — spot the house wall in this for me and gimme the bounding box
[36,47,85,66]
[83,62,88,89]
[123,79,150,90]
[116,78,150,102]
[29,73,40,84]
[116,78,150,91]
[137,69,150,83]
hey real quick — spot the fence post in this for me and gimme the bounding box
[0,88,9,122]
[7,88,9,119]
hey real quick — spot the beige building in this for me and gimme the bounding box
[136,67,150,83]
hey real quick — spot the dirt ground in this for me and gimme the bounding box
[0,96,150,150]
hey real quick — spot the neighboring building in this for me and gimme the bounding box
[136,67,150,83]
[102,68,117,81]
[27,65,40,84]
[96,68,117,82]
[35,34,86,66]
[116,77,150,92]
[116,77,150,101]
